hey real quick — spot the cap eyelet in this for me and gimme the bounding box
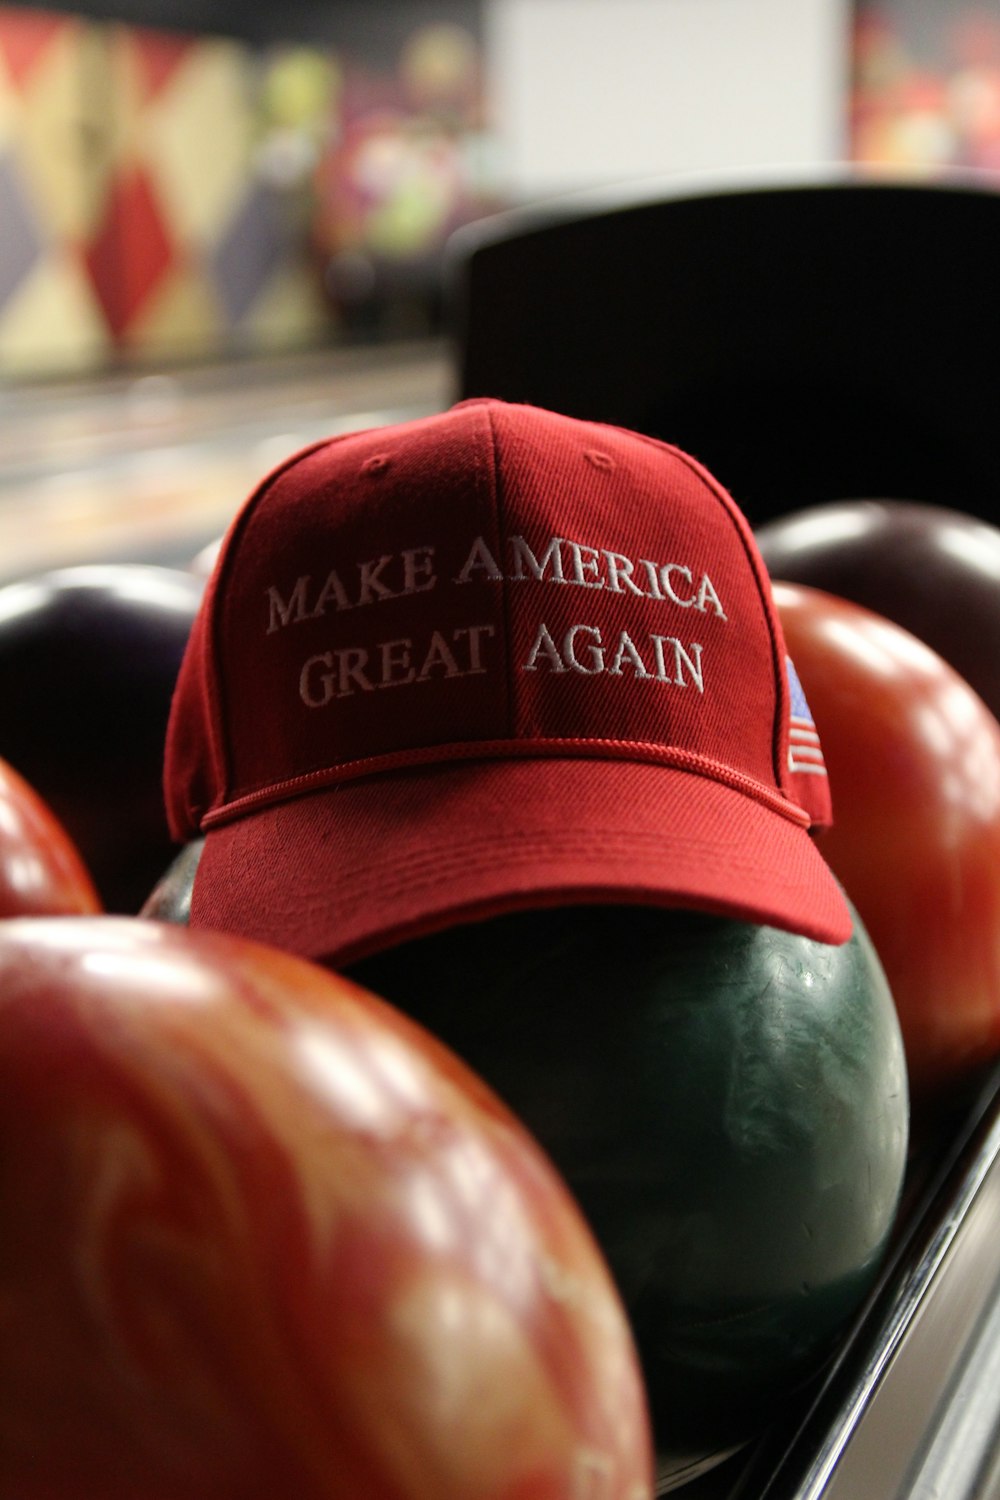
[362,454,391,475]
[584,449,615,471]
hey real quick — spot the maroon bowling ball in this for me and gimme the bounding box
[0,564,202,913]
[755,500,1000,719]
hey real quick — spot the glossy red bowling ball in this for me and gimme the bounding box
[0,564,201,914]
[774,581,1000,1098]
[0,917,654,1500]
[756,500,1000,720]
[0,757,100,916]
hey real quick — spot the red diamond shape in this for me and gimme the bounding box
[84,166,176,340]
[0,9,74,92]
[129,27,197,104]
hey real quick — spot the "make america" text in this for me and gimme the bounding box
[264,529,726,708]
[266,532,726,632]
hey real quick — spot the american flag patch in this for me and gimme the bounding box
[786,657,827,777]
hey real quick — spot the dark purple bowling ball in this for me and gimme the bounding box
[0,564,202,913]
[755,500,1000,720]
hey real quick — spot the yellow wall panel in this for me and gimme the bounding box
[124,256,224,360]
[143,36,257,250]
[241,258,331,351]
[0,246,108,374]
[11,18,104,241]
[105,22,155,167]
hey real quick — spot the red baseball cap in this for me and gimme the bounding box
[165,399,850,965]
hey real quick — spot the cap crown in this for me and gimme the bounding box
[167,401,824,838]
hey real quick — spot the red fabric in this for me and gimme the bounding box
[165,399,850,958]
[189,760,850,966]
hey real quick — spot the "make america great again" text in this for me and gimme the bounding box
[263,533,728,707]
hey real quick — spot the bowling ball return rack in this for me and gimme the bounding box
[670,1061,1000,1498]
[447,169,1000,1496]
[447,166,1000,530]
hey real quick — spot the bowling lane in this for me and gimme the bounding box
[0,339,452,584]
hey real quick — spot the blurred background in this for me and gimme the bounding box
[0,0,997,577]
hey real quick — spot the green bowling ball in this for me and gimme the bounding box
[350,902,908,1460]
[142,850,908,1461]
[141,838,203,926]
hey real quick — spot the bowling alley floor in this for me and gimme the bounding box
[0,338,453,585]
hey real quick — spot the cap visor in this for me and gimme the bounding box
[189,759,852,966]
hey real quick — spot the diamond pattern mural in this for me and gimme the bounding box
[0,7,68,90]
[141,34,253,251]
[0,6,330,373]
[83,162,176,338]
[0,4,491,376]
[2,12,97,243]
[0,8,111,371]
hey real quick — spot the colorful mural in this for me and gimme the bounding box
[0,5,494,377]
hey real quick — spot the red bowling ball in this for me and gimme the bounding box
[0,917,654,1500]
[0,757,99,916]
[756,499,1000,722]
[774,581,1000,1098]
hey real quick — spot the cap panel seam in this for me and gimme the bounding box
[482,402,515,737]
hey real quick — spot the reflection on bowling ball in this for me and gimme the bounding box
[0,756,100,916]
[0,565,201,914]
[190,535,223,579]
[774,581,1000,1099]
[0,917,654,1500]
[347,902,908,1469]
[756,499,1000,720]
